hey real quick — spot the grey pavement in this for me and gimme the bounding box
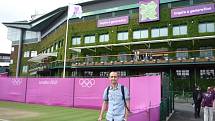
[169,103,215,121]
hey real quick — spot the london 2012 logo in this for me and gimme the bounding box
[11,78,23,86]
[79,79,95,88]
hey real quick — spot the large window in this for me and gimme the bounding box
[199,22,215,33]
[24,51,30,57]
[173,25,187,35]
[7,27,21,41]
[200,69,215,79]
[151,27,168,38]
[200,47,213,58]
[22,66,28,73]
[117,32,128,41]
[31,51,37,57]
[24,31,39,40]
[84,35,95,44]
[72,37,81,45]
[133,30,148,39]
[176,48,188,59]
[99,34,109,42]
[176,70,190,79]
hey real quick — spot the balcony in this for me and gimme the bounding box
[28,49,215,72]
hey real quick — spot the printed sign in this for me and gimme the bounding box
[171,3,215,18]
[97,16,129,27]
[139,0,160,23]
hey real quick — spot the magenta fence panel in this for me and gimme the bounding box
[0,76,161,121]
[0,78,27,102]
[26,78,74,107]
[74,77,129,109]
[129,76,161,121]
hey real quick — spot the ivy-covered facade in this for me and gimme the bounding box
[4,0,215,91]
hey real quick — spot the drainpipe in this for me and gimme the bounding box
[16,29,24,77]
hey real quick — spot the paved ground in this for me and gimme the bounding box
[169,103,215,121]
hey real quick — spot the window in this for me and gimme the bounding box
[99,34,109,42]
[200,69,215,79]
[117,71,127,77]
[55,43,58,50]
[84,71,93,76]
[176,70,190,79]
[133,30,148,39]
[173,25,187,35]
[10,60,13,64]
[100,71,109,77]
[151,27,168,38]
[72,37,81,45]
[24,51,30,57]
[200,47,213,58]
[176,48,188,59]
[117,32,128,41]
[7,27,21,41]
[199,22,215,33]
[11,47,14,52]
[22,66,28,73]
[51,46,54,52]
[84,35,95,44]
[31,51,37,57]
[24,31,39,40]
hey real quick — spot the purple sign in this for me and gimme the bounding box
[97,16,129,27]
[139,0,160,23]
[171,3,215,18]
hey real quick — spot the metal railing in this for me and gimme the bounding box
[29,49,215,72]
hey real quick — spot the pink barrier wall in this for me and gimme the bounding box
[130,76,161,113]
[129,76,161,121]
[26,78,74,107]
[0,73,8,77]
[0,78,26,102]
[74,77,129,108]
[0,76,161,121]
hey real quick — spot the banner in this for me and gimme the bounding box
[171,3,215,18]
[26,78,74,107]
[130,76,161,113]
[97,16,129,27]
[139,0,160,23]
[68,4,83,19]
[74,77,129,108]
[0,78,26,102]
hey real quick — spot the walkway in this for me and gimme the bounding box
[169,102,215,121]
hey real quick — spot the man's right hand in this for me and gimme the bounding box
[98,116,102,121]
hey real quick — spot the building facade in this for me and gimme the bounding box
[0,53,10,76]
[3,0,215,91]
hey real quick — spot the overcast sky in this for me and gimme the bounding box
[0,0,92,54]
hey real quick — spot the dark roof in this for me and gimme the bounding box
[3,6,67,31]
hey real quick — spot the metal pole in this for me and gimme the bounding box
[16,29,24,77]
[63,6,70,78]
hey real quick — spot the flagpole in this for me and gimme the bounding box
[63,5,70,78]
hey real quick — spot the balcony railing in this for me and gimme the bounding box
[29,49,215,72]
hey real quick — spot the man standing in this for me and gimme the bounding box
[202,87,214,121]
[192,86,202,118]
[98,72,130,121]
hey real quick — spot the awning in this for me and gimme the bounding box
[28,52,57,63]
